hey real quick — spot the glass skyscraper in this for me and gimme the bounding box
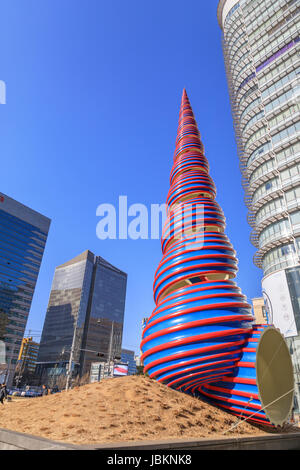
[0,192,51,385]
[36,250,127,383]
[217,0,300,410]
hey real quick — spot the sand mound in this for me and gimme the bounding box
[0,375,294,445]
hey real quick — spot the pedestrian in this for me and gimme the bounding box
[0,384,7,405]
[42,384,48,396]
[0,384,3,405]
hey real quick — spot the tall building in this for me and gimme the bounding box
[36,250,127,384]
[217,0,300,411]
[0,192,50,385]
[121,348,137,375]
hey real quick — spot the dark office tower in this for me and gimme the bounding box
[36,250,127,383]
[0,192,51,385]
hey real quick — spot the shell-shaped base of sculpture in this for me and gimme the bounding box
[141,280,254,390]
[197,325,294,426]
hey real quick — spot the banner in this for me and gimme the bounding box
[113,363,128,376]
[262,269,298,338]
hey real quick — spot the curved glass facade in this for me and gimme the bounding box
[218,0,300,411]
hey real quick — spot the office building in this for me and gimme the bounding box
[0,192,50,385]
[217,0,300,411]
[121,348,137,375]
[252,297,268,324]
[36,250,127,384]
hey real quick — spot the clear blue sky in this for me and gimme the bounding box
[0,0,263,355]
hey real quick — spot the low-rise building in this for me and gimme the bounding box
[252,297,268,324]
[121,348,137,375]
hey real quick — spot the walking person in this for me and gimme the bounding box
[0,383,7,405]
[42,384,48,396]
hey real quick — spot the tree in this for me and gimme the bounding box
[135,365,144,376]
[72,372,90,388]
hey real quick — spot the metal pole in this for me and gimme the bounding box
[65,318,77,391]
[107,321,114,377]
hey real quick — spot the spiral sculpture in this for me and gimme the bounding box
[141,90,294,427]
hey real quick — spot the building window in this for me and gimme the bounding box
[265,181,272,190]
[286,186,300,203]
[262,242,295,274]
[286,267,300,332]
[272,121,300,146]
[247,141,271,166]
[276,141,300,162]
[291,211,300,226]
